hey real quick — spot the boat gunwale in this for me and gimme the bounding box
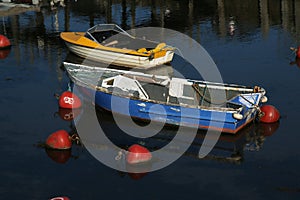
[61,31,174,58]
[62,37,152,57]
[65,67,263,113]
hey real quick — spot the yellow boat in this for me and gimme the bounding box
[60,24,175,68]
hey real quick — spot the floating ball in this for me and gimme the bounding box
[259,105,280,123]
[50,197,70,200]
[0,35,11,49]
[297,46,300,58]
[59,91,81,109]
[126,144,152,164]
[46,130,72,150]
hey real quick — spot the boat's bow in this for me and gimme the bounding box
[60,32,100,48]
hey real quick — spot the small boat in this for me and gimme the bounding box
[63,62,268,134]
[60,24,175,68]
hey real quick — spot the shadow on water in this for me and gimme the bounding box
[93,106,280,165]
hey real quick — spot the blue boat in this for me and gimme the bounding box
[64,62,268,134]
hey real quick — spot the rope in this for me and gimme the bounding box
[115,150,126,160]
[70,134,81,145]
[2,17,7,36]
[289,47,298,60]
[239,94,264,118]
[192,83,227,105]
[173,47,184,58]
[67,82,72,91]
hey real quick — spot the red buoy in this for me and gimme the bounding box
[46,130,72,150]
[50,197,70,200]
[0,35,11,49]
[297,46,300,58]
[126,144,152,164]
[259,105,280,123]
[59,91,81,109]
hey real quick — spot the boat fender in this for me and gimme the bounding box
[233,113,243,120]
[0,35,11,49]
[260,96,268,103]
[126,144,152,164]
[259,105,280,123]
[59,91,82,109]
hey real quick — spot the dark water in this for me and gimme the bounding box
[1,0,300,199]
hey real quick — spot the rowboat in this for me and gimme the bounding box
[63,62,268,134]
[60,24,175,68]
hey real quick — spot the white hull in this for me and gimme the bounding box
[66,42,174,69]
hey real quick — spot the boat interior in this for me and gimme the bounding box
[84,28,162,51]
[99,73,257,110]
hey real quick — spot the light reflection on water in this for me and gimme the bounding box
[0,0,300,199]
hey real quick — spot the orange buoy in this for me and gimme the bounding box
[126,144,152,164]
[59,91,81,109]
[46,130,72,150]
[0,35,11,49]
[259,105,280,123]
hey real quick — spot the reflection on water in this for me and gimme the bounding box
[38,90,280,181]
[43,103,279,169]
[0,0,299,75]
[1,0,300,46]
[0,48,11,59]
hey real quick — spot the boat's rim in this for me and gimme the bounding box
[64,62,264,113]
[63,62,265,94]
